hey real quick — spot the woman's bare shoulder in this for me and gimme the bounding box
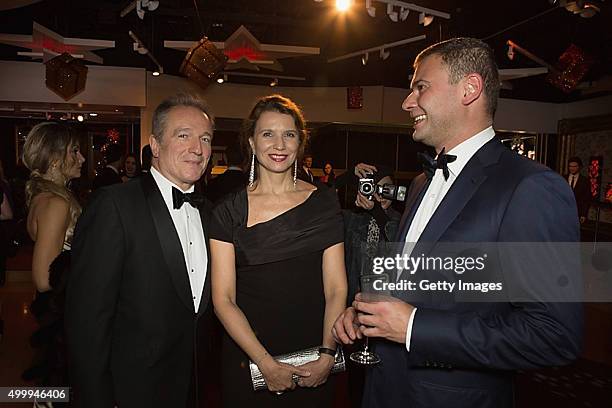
[31,192,70,215]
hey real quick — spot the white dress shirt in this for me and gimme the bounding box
[402,126,496,351]
[151,167,208,313]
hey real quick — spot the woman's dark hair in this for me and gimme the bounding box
[240,94,309,179]
[123,153,141,176]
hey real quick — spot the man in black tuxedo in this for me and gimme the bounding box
[333,38,583,408]
[566,156,591,224]
[92,143,124,190]
[66,94,214,407]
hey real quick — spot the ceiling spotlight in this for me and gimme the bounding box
[361,52,369,66]
[380,48,390,60]
[270,78,278,87]
[399,7,410,21]
[366,0,376,17]
[507,45,515,61]
[77,114,84,122]
[387,4,399,22]
[419,12,434,26]
[152,70,160,76]
[136,0,159,20]
[89,112,98,117]
[561,0,601,18]
[335,0,352,12]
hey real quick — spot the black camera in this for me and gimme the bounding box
[358,172,407,202]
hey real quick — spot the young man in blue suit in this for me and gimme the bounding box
[333,37,583,408]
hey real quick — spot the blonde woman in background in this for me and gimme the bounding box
[22,122,84,387]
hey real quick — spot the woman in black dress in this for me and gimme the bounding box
[210,95,347,407]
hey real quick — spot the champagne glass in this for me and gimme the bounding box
[349,273,387,365]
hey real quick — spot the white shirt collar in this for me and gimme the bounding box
[106,164,119,174]
[150,167,195,211]
[443,126,495,178]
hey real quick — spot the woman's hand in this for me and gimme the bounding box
[355,192,374,210]
[295,354,335,388]
[259,356,311,393]
[354,163,377,178]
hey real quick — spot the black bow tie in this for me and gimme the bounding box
[172,187,204,209]
[417,148,457,181]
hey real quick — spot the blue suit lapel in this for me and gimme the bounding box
[396,173,430,241]
[419,138,502,244]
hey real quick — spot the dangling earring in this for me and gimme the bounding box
[249,153,255,188]
[293,159,298,188]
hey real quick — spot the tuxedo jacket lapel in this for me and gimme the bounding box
[197,202,212,315]
[397,173,430,241]
[142,174,195,314]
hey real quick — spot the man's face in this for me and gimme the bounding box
[304,157,313,168]
[568,162,580,175]
[150,106,213,191]
[402,55,461,149]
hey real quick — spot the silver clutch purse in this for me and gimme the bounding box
[249,346,346,391]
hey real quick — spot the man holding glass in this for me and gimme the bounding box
[333,38,583,408]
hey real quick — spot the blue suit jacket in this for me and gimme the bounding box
[363,138,583,408]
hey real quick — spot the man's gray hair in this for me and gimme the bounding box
[152,93,215,141]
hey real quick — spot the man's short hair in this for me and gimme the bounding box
[105,143,124,164]
[152,93,214,141]
[568,156,583,168]
[225,141,243,166]
[415,37,500,117]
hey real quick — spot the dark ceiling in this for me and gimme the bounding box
[0,0,611,103]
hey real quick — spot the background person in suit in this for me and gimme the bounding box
[92,143,124,190]
[566,156,591,224]
[333,37,583,408]
[205,139,247,203]
[66,94,214,408]
[298,153,315,184]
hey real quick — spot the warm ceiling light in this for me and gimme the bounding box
[507,45,515,61]
[336,0,352,12]
[89,112,98,117]
[77,115,84,122]
[366,0,376,17]
[270,78,279,87]
[217,77,224,84]
[152,70,160,76]
[361,52,369,66]
[419,12,434,26]
[380,48,390,60]
[387,3,398,22]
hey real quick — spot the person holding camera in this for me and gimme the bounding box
[341,163,401,408]
[342,163,401,304]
